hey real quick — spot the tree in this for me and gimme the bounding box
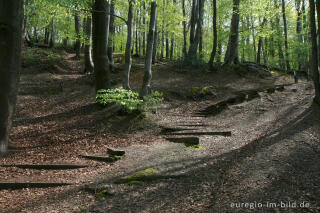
[281,0,290,71]
[84,16,94,74]
[208,0,217,70]
[123,0,134,90]
[92,0,111,91]
[74,11,81,59]
[310,0,320,103]
[0,0,23,153]
[224,0,240,65]
[141,1,157,97]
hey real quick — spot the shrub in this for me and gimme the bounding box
[95,87,164,113]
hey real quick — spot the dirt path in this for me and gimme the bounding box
[0,49,319,212]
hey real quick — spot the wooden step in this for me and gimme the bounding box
[0,164,88,170]
[0,182,72,190]
[167,131,232,136]
[80,155,118,162]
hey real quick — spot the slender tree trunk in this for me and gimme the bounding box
[123,0,135,90]
[251,17,257,62]
[257,18,266,64]
[188,0,205,58]
[309,0,320,103]
[92,0,111,91]
[281,0,290,71]
[108,0,115,72]
[152,20,158,63]
[160,0,165,59]
[44,26,49,44]
[182,0,187,56]
[296,0,303,71]
[141,2,157,97]
[209,0,217,70]
[224,0,240,65]
[75,13,81,59]
[142,2,146,56]
[166,33,169,59]
[84,17,94,74]
[49,18,55,48]
[0,0,22,153]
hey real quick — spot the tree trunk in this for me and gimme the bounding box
[92,0,111,91]
[123,0,135,90]
[49,18,55,48]
[160,0,165,59]
[166,33,169,59]
[75,13,81,59]
[108,0,115,72]
[152,20,158,63]
[0,0,22,153]
[281,0,290,71]
[84,17,94,74]
[224,0,240,65]
[257,18,266,64]
[208,0,217,70]
[296,0,303,71]
[141,2,157,97]
[142,2,146,56]
[309,0,320,103]
[188,0,205,58]
[182,0,187,56]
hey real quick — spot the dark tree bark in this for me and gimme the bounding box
[0,0,23,153]
[152,19,158,63]
[208,0,217,70]
[141,2,157,97]
[44,26,49,44]
[84,16,94,74]
[309,0,320,103]
[92,0,111,91]
[123,0,134,90]
[281,0,290,71]
[49,18,55,48]
[188,0,205,58]
[224,0,240,65]
[75,13,81,59]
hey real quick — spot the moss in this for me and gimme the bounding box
[125,180,145,186]
[97,189,113,197]
[125,168,158,179]
[186,144,203,149]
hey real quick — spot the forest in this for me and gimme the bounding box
[0,0,320,212]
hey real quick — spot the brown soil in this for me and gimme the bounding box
[0,48,319,212]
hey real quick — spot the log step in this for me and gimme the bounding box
[166,137,200,145]
[167,131,232,136]
[0,182,72,190]
[80,155,118,162]
[0,164,88,170]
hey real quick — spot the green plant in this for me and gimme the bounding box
[95,88,163,113]
[96,87,143,111]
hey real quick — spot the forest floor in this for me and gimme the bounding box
[0,47,320,212]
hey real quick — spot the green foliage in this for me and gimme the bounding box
[22,47,62,68]
[96,87,143,111]
[95,88,163,113]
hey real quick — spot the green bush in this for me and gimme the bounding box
[95,87,164,113]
